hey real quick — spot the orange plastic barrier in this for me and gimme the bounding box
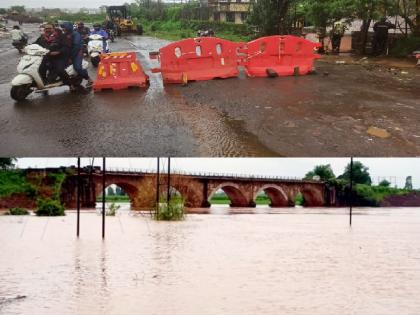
[150,37,243,84]
[244,35,321,77]
[93,52,149,91]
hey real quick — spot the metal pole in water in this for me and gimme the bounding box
[77,157,81,237]
[349,156,353,226]
[167,157,171,205]
[156,157,160,218]
[102,157,106,239]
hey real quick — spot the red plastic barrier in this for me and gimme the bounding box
[150,37,243,84]
[93,52,149,91]
[244,35,321,77]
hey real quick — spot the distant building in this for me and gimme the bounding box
[208,0,251,24]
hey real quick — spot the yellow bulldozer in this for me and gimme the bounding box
[106,5,143,36]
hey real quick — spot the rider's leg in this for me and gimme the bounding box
[39,57,49,84]
[52,58,70,86]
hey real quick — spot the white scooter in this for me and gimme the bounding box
[87,34,109,67]
[10,44,89,101]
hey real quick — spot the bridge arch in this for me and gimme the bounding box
[208,182,249,207]
[300,186,324,207]
[96,180,140,209]
[254,184,289,207]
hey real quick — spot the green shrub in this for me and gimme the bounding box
[154,197,185,221]
[106,203,120,216]
[150,21,161,32]
[354,184,411,207]
[390,36,420,57]
[6,207,30,215]
[36,198,65,216]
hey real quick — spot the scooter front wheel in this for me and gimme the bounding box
[11,84,32,101]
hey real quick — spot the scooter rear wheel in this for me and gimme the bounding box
[11,84,32,101]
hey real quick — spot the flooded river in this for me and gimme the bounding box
[1,207,420,315]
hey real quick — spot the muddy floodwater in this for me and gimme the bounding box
[1,24,420,156]
[1,207,420,315]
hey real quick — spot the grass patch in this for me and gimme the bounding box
[97,195,130,203]
[210,194,271,205]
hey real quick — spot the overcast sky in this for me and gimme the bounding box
[2,0,130,8]
[15,158,420,188]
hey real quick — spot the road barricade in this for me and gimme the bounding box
[244,35,321,77]
[93,52,149,91]
[150,37,243,84]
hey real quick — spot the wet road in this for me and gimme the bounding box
[0,24,419,156]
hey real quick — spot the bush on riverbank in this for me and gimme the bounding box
[354,184,411,206]
[332,176,414,207]
[36,198,65,216]
[0,170,35,198]
[6,207,29,215]
[154,197,185,221]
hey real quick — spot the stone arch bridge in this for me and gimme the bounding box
[58,168,336,210]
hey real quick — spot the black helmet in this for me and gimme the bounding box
[93,23,101,28]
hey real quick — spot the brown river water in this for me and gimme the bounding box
[1,206,420,315]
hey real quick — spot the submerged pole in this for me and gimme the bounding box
[77,157,81,237]
[102,157,106,239]
[156,157,160,218]
[349,156,353,226]
[167,157,171,205]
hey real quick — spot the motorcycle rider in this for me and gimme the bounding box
[90,23,109,52]
[10,25,28,46]
[61,22,93,88]
[76,21,90,45]
[103,17,115,38]
[34,23,70,86]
